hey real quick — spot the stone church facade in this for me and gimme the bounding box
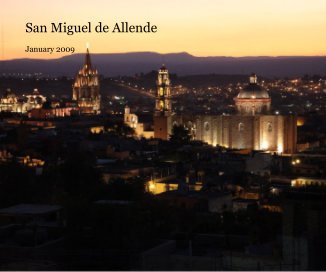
[154,68,297,154]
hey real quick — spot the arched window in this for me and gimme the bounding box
[238,122,244,132]
[159,100,164,110]
[267,122,272,132]
[204,122,210,131]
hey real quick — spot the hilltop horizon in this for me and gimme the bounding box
[3,51,326,62]
[1,51,326,77]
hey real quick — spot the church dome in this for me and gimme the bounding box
[237,74,269,99]
[234,73,271,115]
[237,84,270,99]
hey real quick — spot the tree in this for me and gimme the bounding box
[169,124,191,145]
[106,120,135,137]
[114,122,135,137]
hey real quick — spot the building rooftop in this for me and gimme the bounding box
[95,200,134,205]
[0,204,62,216]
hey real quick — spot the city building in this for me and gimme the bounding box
[0,88,46,113]
[124,105,154,139]
[0,204,64,247]
[0,89,20,112]
[153,66,297,154]
[72,48,101,114]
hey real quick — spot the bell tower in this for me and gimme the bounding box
[154,64,172,139]
[155,64,171,116]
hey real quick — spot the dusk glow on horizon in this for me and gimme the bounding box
[1,0,326,60]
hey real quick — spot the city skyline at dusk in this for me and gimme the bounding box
[0,1,326,271]
[1,0,326,60]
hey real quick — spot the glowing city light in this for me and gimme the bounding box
[148,181,156,192]
[261,141,269,150]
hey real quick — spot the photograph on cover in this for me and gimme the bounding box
[0,0,326,270]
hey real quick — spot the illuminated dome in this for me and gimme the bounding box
[237,74,269,99]
[234,74,271,115]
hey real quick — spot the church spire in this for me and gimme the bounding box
[85,47,92,69]
[72,44,100,114]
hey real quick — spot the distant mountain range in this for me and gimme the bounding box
[1,52,326,77]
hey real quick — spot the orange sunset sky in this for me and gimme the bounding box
[1,0,326,60]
